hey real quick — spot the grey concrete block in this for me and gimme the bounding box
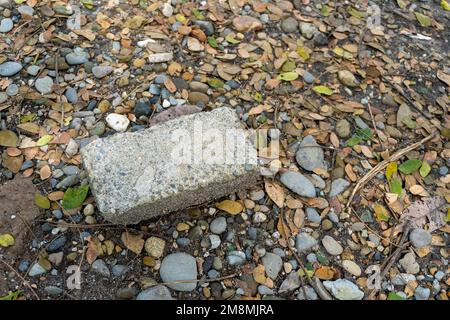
[81,107,260,225]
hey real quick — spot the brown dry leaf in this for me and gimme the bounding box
[409,185,425,195]
[360,145,373,158]
[437,70,450,87]
[330,132,340,148]
[345,164,357,182]
[121,232,145,255]
[293,208,305,228]
[253,264,266,284]
[216,200,243,215]
[399,196,446,232]
[265,180,284,208]
[39,165,51,180]
[74,29,96,41]
[86,236,100,265]
[164,78,177,93]
[315,266,335,280]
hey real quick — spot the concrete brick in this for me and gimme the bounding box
[81,107,260,224]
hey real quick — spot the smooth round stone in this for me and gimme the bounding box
[111,265,129,278]
[303,71,315,84]
[296,233,317,252]
[137,285,173,300]
[18,260,29,272]
[89,122,106,136]
[47,235,67,252]
[0,61,23,77]
[0,18,13,33]
[91,259,110,277]
[329,178,350,198]
[176,237,190,247]
[65,48,89,65]
[160,252,198,291]
[323,279,364,300]
[280,171,316,198]
[438,166,448,176]
[258,285,274,295]
[208,234,221,249]
[342,260,362,276]
[65,87,78,103]
[18,5,34,16]
[321,219,333,231]
[227,250,246,266]
[26,65,40,76]
[295,135,326,172]
[6,83,18,96]
[44,286,63,296]
[262,253,282,280]
[322,235,343,256]
[306,207,321,223]
[35,76,54,94]
[92,66,113,78]
[188,91,209,105]
[414,286,430,300]
[0,92,7,103]
[116,287,138,300]
[281,17,298,33]
[409,228,432,248]
[209,216,227,234]
[106,113,129,132]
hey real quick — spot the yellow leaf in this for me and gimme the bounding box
[414,12,431,27]
[397,0,407,9]
[36,135,53,147]
[385,162,397,180]
[296,47,310,60]
[441,0,450,11]
[0,234,15,247]
[216,200,243,215]
[313,85,334,95]
[35,192,51,209]
[265,181,285,208]
[374,203,390,221]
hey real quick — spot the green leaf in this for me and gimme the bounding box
[277,72,299,82]
[374,204,390,222]
[253,92,263,102]
[63,185,90,209]
[36,135,53,147]
[399,159,422,174]
[14,0,26,4]
[225,35,240,44]
[386,162,398,180]
[312,85,333,95]
[355,128,372,140]
[80,0,94,9]
[419,161,431,178]
[348,7,366,19]
[321,4,330,17]
[0,234,15,247]
[0,291,21,300]
[388,292,406,300]
[397,0,407,9]
[192,8,204,20]
[390,177,403,195]
[442,0,450,11]
[296,47,310,61]
[207,36,218,48]
[444,208,450,223]
[414,11,431,27]
[315,250,329,265]
[402,117,416,129]
[35,192,51,209]
[281,60,296,72]
[207,78,224,89]
[20,114,37,123]
[346,136,363,147]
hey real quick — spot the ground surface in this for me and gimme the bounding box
[0,0,449,301]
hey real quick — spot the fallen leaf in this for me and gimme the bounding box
[35,192,50,209]
[399,159,422,175]
[265,181,285,208]
[0,234,15,247]
[121,232,144,255]
[62,185,89,209]
[313,85,333,95]
[216,200,243,215]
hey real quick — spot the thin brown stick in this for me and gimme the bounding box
[367,103,383,147]
[0,259,40,300]
[346,133,435,212]
[145,273,238,288]
[54,50,64,129]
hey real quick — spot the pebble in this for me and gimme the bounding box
[210,216,227,234]
[262,253,282,280]
[47,235,67,252]
[189,81,209,93]
[296,232,318,252]
[188,91,209,105]
[92,66,113,79]
[303,71,315,84]
[159,252,198,291]
[438,166,448,176]
[409,228,432,248]
[382,94,398,107]
[65,87,78,103]
[295,135,326,171]
[329,178,350,198]
[137,285,173,300]
[106,113,129,132]
[0,92,7,103]
[116,287,137,300]
[279,272,300,293]
[18,260,29,272]
[232,15,263,32]
[111,265,128,278]
[336,119,351,138]
[258,285,274,295]
[399,252,420,274]
[280,171,316,198]
[29,263,47,277]
[35,76,54,94]
[161,3,173,17]
[65,139,78,157]
[306,207,321,223]
[145,237,166,258]
[297,285,319,300]
[323,279,364,300]
[134,101,153,117]
[391,273,416,285]
[65,48,89,65]
[91,259,110,277]
[89,122,106,136]
[321,219,333,230]
[322,235,343,255]
[63,165,79,176]
[0,61,23,77]
[227,250,246,266]
[299,22,318,39]
[6,84,18,96]
[44,286,63,296]
[0,18,13,33]
[148,52,173,63]
[414,286,430,300]
[193,20,214,35]
[342,260,362,276]
[176,237,190,247]
[281,17,298,33]
[18,5,34,16]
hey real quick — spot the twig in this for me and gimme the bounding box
[54,50,64,129]
[367,102,383,147]
[145,273,238,288]
[0,259,40,300]
[346,133,435,213]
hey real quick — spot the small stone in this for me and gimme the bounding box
[227,251,246,266]
[35,76,54,95]
[208,234,221,249]
[18,5,34,16]
[148,52,173,63]
[0,92,7,103]
[193,20,214,35]
[306,207,321,223]
[303,71,315,84]
[261,253,282,280]
[329,178,350,198]
[392,273,416,285]
[44,286,63,296]
[210,216,227,234]
[279,272,301,293]
[161,2,173,17]
[144,237,166,258]
[338,70,359,87]
[232,15,263,32]
[92,66,113,79]
[258,285,274,295]
[89,122,106,136]
[336,119,351,138]
[0,61,23,77]
[322,235,343,256]
[6,84,18,96]
[83,204,94,216]
[116,287,137,300]
[296,135,326,171]
[159,252,197,291]
[91,259,110,277]
[187,37,204,51]
[29,263,47,276]
[47,235,67,252]
[321,219,333,231]
[297,285,318,300]
[296,232,318,252]
[342,260,362,276]
[399,252,420,274]
[0,18,13,33]
[409,228,432,249]
[323,279,364,300]
[65,48,89,65]
[414,286,430,300]
[382,94,398,107]
[65,87,78,103]
[111,265,129,278]
[106,113,129,132]
[137,285,173,300]
[280,171,316,198]
[65,139,79,157]
[188,91,209,105]
[48,252,63,266]
[299,22,318,39]
[189,81,209,93]
[281,17,298,33]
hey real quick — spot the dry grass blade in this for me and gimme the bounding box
[0,259,40,300]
